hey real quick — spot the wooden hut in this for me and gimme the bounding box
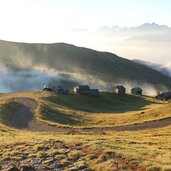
[156,92,171,100]
[43,85,54,92]
[74,85,90,94]
[131,87,143,95]
[113,86,126,95]
[43,87,53,92]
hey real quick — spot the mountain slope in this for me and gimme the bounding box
[0,39,171,91]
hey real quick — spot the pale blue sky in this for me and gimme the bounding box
[0,0,171,64]
[0,0,170,31]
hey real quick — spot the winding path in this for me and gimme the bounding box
[12,97,171,132]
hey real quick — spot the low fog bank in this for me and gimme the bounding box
[0,64,112,93]
[0,65,79,93]
[0,64,163,96]
[123,82,165,96]
[134,59,171,78]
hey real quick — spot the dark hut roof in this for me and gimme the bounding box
[78,85,90,90]
[158,92,171,98]
[155,92,171,101]
[114,86,126,90]
[131,87,142,91]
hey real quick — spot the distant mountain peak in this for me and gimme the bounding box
[98,22,169,33]
[136,22,169,30]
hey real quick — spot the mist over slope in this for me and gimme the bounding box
[0,65,81,93]
[0,39,171,93]
[133,59,171,78]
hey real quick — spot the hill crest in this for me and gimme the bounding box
[0,39,171,93]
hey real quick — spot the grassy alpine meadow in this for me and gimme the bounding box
[0,91,171,170]
[0,124,171,170]
[37,91,170,128]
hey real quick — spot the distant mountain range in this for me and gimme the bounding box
[99,23,170,32]
[0,39,171,92]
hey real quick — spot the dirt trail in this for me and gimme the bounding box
[13,98,171,132]
[83,117,171,132]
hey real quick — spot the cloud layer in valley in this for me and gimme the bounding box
[1,22,170,65]
[63,23,171,65]
[0,64,110,93]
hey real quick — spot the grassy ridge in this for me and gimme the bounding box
[38,91,166,127]
[0,91,170,128]
[46,92,153,113]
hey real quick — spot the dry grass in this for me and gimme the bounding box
[0,125,170,170]
[1,91,169,127]
[0,91,171,170]
[35,91,170,128]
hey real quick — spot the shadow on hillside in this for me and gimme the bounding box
[0,101,34,129]
[45,92,161,114]
[41,105,84,126]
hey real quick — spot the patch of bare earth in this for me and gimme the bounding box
[82,117,171,132]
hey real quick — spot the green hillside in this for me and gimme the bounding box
[0,91,163,128]
[45,92,151,113]
[0,39,171,90]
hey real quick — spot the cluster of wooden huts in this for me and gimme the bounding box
[43,85,143,96]
[113,86,143,96]
[114,86,171,100]
[73,85,99,96]
[43,84,171,101]
[43,85,70,94]
[43,85,99,96]
[155,92,171,101]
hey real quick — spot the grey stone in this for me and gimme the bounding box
[6,166,20,171]
[82,168,92,171]
[20,165,35,171]
[52,161,61,168]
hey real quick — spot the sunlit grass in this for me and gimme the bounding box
[0,125,170,169]
[0,91,171,170]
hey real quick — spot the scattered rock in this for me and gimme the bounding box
[61,144,69,149]
[0,140,95,171]
[20,165,35,171]
[6,166,20,171]
[61,161,72,167]
[52,161,61,168]
[21,154,27,160]
[42,147,48,151]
